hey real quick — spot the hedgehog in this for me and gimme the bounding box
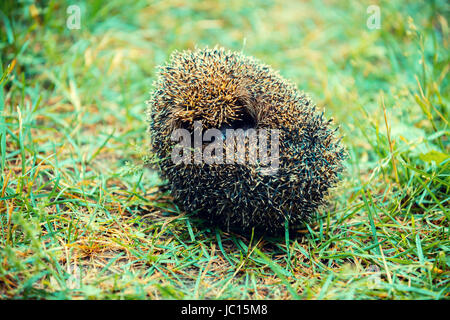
[146,47,345,235]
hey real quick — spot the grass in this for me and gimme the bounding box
[0,0,448,299]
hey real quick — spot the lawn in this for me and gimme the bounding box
[0,0,448,299]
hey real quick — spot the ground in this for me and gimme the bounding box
[0,0,448,299]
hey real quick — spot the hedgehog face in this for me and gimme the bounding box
[147,47,345,234]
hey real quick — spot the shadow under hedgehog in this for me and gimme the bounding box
[146,47,346,235]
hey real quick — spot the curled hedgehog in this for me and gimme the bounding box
[147,47,345,235]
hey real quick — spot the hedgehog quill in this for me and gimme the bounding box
[147,47,346,235]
